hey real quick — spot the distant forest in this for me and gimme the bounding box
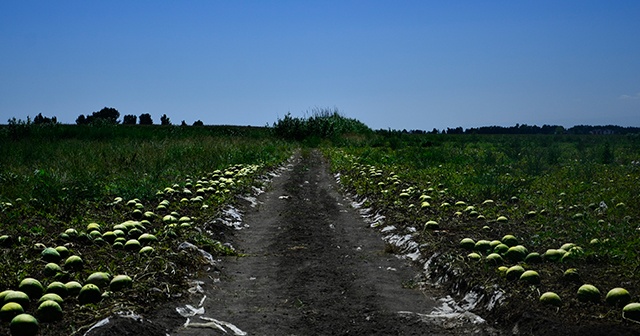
[7,108,640,135]
[400,124,640,135]
[12,107,201,127]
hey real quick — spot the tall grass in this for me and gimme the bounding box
[273,107,371,143]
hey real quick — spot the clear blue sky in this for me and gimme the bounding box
[1,1,639,130]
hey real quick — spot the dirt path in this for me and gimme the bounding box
[163,150,497,335]
[87,150,498,335]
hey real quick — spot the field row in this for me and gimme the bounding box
[0,134,293,336]
[324,135,640,328]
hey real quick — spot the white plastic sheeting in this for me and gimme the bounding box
[177,294,247,335]
[178,242,217,265]
[238,195,259,207]
[345,190,498,330]
[184,317,248,335]
[215,205,246,230]
[83,317,112,335]
[82,311,157,336]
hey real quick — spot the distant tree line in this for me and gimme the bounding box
[75,107,165,125]
[7,107,640,135]
[398,124,640,135]
[73,107,206,126]
[12,107,203,126]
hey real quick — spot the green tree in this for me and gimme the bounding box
[92,107,120,124]
[139,113,153,125]
[76,115,87,125]
[123,115,137,125]
[160,114,171,126]
[33,113,57,124]
[77,107,120,125]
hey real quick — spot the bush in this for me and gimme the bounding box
[273,107,370,142]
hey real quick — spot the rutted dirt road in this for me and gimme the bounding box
[88,150,497,335]
[168,150,497,335]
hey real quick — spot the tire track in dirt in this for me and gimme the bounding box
[169,150,494,335]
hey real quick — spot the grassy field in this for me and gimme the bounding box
[1,124,290,212]
[1,116,639,333]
